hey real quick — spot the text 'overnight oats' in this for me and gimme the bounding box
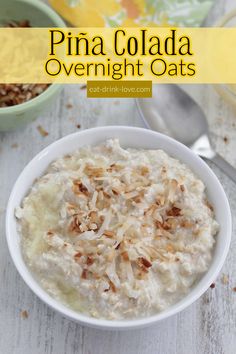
[15,139,219,320]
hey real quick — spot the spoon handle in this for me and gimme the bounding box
[211,153,236,184]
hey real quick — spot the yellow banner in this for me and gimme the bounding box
[0,27,236,83]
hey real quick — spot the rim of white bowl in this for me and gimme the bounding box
[6,126,232,329]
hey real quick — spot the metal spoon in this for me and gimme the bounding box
[137,84,236,183]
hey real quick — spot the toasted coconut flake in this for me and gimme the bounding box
[181,220,194,228]
[81,269,88,279]
[103,230,115,238]
[138,257,152,268]
[81,177,94,193]
[136,262,148,273]
[155,220,171,231]
[86,256,94,266]
[73,180,89,195]
[67,203,77,212]
[161,166,167,174]
[37,125,49,137]
[121,251,129,261]
[69,219,81,233]
[144,204,157,217]
[140,166,149,176]
[109,280,116,292]
[124,191,140,199]
[21,310,29,319]
[166,244,175,253]
[85,166,104,177]
[89,211,98,222]
[133,196,142,203]
[115,242,121,250]
[103,191,111,199]
[112,188,120,195]
[125,185,135,193]
[74,252,82,259]
[156,195,165,206]
[167,206,181,217]
[109,164,123,172]
[165,218,178,229]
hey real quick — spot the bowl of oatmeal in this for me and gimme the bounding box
[6,126,231,329]
[0,0,65,131]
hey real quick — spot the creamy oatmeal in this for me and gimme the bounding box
[16,139,218,320]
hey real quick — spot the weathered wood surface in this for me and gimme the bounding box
[0,1,236,353]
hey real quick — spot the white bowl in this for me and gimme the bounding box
[6,126,231,330]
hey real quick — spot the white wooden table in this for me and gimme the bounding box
[1,1,236,353]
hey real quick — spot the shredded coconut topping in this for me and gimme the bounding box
[16,139,218,320]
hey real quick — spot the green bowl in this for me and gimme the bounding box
[0,0,65,131]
